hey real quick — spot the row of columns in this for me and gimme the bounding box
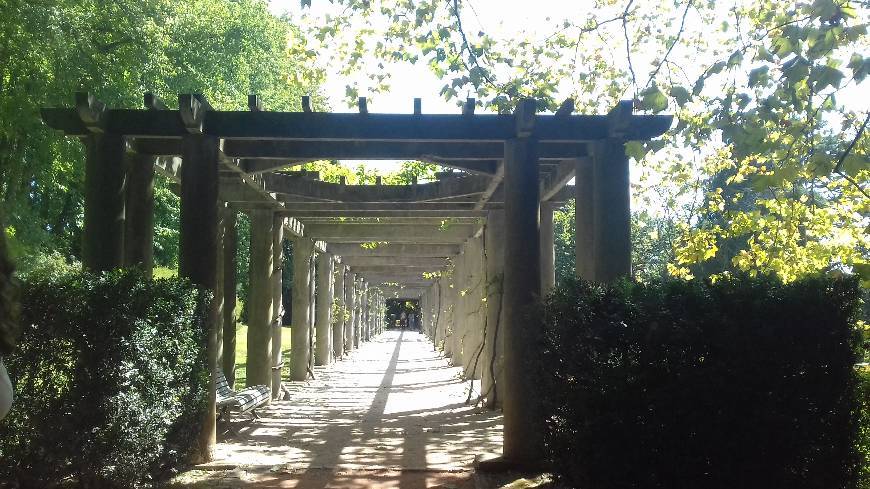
[419,118,631,468]
[79,133,391,463]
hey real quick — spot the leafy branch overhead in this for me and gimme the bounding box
[304,0,869,283]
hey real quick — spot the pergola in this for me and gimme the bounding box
[42,93,670,467]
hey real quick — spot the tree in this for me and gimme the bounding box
[300,0,869,283]
[0,0,325,259]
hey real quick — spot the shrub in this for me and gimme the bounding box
[541,275,862,489]
[0,268,209,488]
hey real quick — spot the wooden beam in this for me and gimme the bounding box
[144,92,169,111]
[541,158,579,202]
[284,209,486,218]
[304,223,478,243]
[41,108,673,142]
[341,256,449,267]
[302,96,312,113]
[327,243,460,257]
[358,97,368,114]
[280,202,479,212]
[265,173,491,203]
[463,98,475,116]
[75,92,106,133]
[474,161,504,211]
[248,95,262,112]
[413,98,422,115]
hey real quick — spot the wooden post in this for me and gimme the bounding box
[315,253,335,365]
[179,133,221,463]
[500,98,545,469]
[539,202,556,293]
[246,210,274,389]
[270,214,285,397]
[124,153,154,275]
[82,134,126,272]
[333,264,346,359]
[483,210,506,409]
[308,252,317,372]
[222,209,238,384]
[591,140,631,281]
[574,158,594,279]
[290,238,313,381]
[346,271,357,351]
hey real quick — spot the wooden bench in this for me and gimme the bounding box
[215,370,270,422]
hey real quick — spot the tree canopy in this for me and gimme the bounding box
[300,0,869,284]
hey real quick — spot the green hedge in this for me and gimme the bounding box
[0,268,209,487]
[541,275,863,489]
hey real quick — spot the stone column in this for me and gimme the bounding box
[482,210,506,409]
[360,280,369,342]
[290,238,314,381]
[464,236,485,380]
[315,253,335,365]
[222,209,238,384]
[333,264,346,359]
[82,134,126,272]
[502,105,545,467]
[270,215,285,398]
[179,134,221,462]
[540,202,556,294]
[592,140,631,282]
[307,249,317,374]
[246,210,274,389]
[575,158,595,279]
[124,153,155,275]
[346,271,357,351]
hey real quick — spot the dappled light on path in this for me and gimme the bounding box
[213,330,502,478]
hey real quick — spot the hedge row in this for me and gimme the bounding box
[540,275,863,489]
[0,268,209,488]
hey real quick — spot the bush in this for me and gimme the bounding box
[0,268,209,488]
[541,275,862,489]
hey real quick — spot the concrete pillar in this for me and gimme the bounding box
[290,238,314,381]
[246,210,273,389]
[360,281,369,342]
[222,209,238,385]
[502,132,545,467]
[333,264,346,358]
[592,140,631,282]
[82,134,126,272]
[270,215,285,398]
[307,250,317,373]
[575,158,594,279]
[346,271,357,351]
[353,276,362,348]
[124,153,154,275]
[315,253,335,365]
[179,134,221,462]
[482,210,506,409]
[540,202,556,294]
[464,236,485,380]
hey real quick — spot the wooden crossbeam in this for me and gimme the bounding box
[265,173,491,203]
[541,158,580,202]
[41,108,673,142]
[304,223,477,243]
[327,243,460,257]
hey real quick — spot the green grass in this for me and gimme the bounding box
[231,323,293,390]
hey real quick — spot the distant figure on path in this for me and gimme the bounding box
[400,310,407,330]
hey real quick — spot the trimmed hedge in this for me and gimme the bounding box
[0,268,209,488]
[541,275,862,489]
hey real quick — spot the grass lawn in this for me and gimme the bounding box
[231,323,294,390]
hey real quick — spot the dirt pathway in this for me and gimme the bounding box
[177,330,503,488]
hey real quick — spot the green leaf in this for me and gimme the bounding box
[640,86,668,113]
[808,65,844,91]
[669,86,690,107]
[625,141,648,161]
[708,61,727,75]
[842,154,869,176]
[748,66,769,87]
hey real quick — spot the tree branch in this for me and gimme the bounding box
[643,0,694,90]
